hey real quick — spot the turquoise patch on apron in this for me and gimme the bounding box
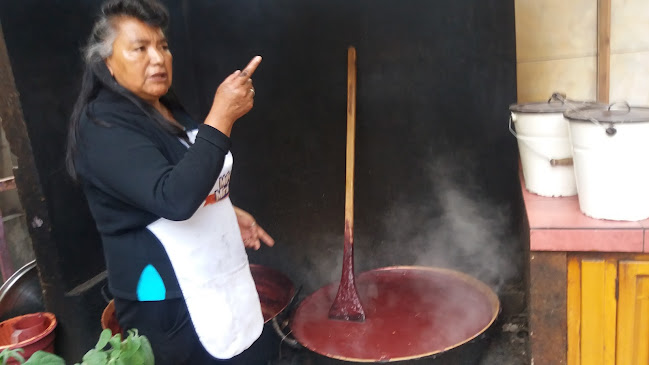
[136,264,166,301]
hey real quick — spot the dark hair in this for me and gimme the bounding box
[66,0,183,179]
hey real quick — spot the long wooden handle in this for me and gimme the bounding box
[345,46,356,228]
[328,46,365,322]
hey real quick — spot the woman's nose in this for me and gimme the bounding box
[148,47,164,64]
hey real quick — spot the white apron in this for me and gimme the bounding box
[147,131,263,359]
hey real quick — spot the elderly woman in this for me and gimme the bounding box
[65,0,274,363]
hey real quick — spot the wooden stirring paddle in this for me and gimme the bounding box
[328,46,366,322]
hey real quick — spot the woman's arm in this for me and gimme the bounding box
[81,120,229,221]
[80,56,262,221]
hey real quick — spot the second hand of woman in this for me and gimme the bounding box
[234,206,275,250]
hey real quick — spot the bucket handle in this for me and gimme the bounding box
[551,92,622,136]
[548,92,566,104]
[509,116,573,167]
[600,101,632,136]
[609,101,631,112]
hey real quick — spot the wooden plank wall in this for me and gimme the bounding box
[597,0,611,103]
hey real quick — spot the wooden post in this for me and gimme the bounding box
[529,252,568,365]
[0,21,56,285]
[597,0,611,103]
[0,22,107,362]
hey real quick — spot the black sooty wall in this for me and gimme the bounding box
[0,0,520,361]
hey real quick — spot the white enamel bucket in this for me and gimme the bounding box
[565,103,649,221]
[509,96,598,197]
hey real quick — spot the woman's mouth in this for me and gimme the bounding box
[148,72,168,82]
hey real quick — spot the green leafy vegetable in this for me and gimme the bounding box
[4,328,153,365]
[75,329,154,365]
[0,348,25,365]
[23,351,64,365]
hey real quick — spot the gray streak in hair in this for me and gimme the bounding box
[84,18,117,64]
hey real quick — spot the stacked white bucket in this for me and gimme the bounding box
[509,95,585,198]
[511,95,649,221]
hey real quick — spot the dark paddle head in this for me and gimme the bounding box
[328,287,366,321]
[327,221,365,322]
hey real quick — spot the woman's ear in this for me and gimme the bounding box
[105,59,114,77]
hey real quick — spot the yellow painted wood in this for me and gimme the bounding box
[568,257,617,365]
[602,260,617,365]
[582,261,604,363]
[581,260,605,365]
[635,278,649,364]
[567,257,581,365]
[617,261,649,364]
[617,261,637,364]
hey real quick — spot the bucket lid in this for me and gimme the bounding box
[509,95,599,114]
[564,102,649,123]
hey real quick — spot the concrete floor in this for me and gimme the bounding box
[479,312,528,365]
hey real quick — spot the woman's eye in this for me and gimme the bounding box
[135,46,145,52]
[161,44,169,51]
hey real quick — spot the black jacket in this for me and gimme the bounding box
[75,88,231,300]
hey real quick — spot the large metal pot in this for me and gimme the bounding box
[227,264,296,364]
[288,266,500,364]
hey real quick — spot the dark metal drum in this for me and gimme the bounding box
[0,261,45,321]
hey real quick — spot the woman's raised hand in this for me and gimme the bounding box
[205,56,262,136]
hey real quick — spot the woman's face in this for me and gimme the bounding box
[105,16,172,103]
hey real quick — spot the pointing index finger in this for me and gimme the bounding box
[239,56,262,81]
